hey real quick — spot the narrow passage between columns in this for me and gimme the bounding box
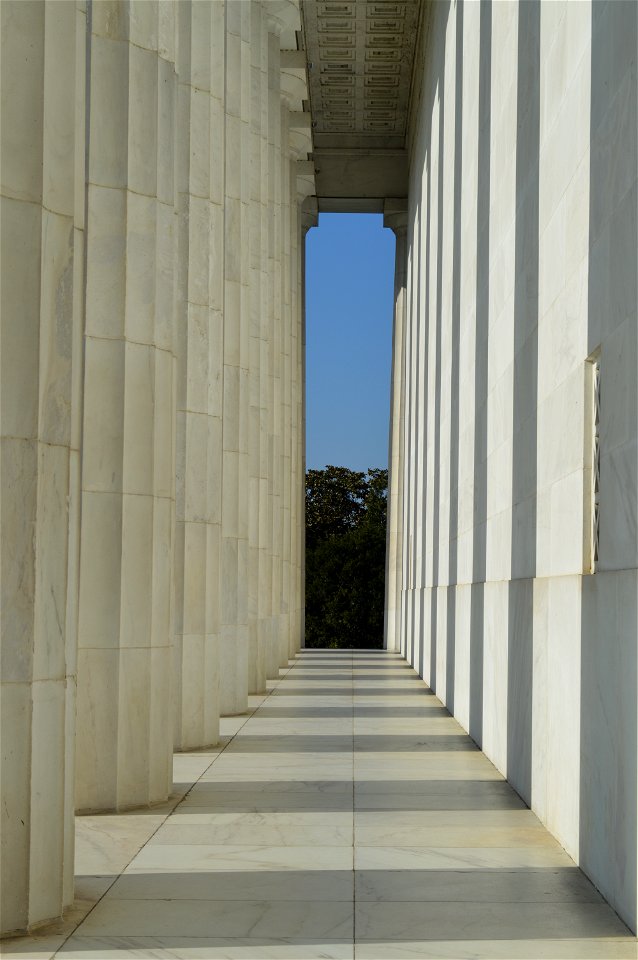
[7,652,636,959]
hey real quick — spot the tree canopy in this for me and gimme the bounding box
[305,465,387,649]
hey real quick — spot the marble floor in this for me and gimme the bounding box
[5,650,637,959]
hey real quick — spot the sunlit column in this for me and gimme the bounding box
[0,0,85,933]
[220,0,251,714]
[299,204,318,648]
[172,0,224,750]
[247,0,269,694]
[278,104,293,667]
[399,239,413,658]
[265,28,281,678]
[76,0,176,812]
[289,139,314,656]
[288,186,301,657]
[384,207,408,651]
[257,6,273,686]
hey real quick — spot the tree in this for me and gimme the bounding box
[305,465,388,649]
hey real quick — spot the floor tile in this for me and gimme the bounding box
[106,869,354,901]
[57,937,355,958]
[75,814,171,875]
[170,810,353,826]
[125,843,354,873]
[149,821,353,846]
[0,935,66,959]
[354,941,638,959]
[354,866,603,902]
[354,821,555,848]
[355,900,631,941]
[354,845,574,871]
[75,898,353,939]
[9,649,636,959]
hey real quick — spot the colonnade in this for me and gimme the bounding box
[0,0,312,936]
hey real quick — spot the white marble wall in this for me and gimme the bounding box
[1,0,85,932]
[1,0,309,935]
[391,0,638,933]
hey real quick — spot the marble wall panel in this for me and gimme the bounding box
[392,0,637,933]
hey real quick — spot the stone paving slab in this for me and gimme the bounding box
[3,650,637,959]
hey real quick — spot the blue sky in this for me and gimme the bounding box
[305,213,395,474]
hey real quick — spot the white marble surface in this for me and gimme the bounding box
[391,0,638,935]
[1,0,84,934]
[54,940,354,960]
[8,651,634,960]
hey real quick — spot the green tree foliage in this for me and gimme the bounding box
[305,465,387,648]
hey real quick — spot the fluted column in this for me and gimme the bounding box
[384,207,408,651]
[172,0,223,750]
[0,0,85,933]
[299,205,318,648]
[247,0,269,694]
[75,1,177,812]
[288,187,301,658]
[264,29,281,679]
[288,156,313,658]
[220,0,251,714]
[257,7,274,688]
[278,105,292,666]
[398,229,413,659]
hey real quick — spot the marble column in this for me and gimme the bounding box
[220,0,251,714]
[75,1,177,811]
[264,28,281,679]
[278,105,292,667]
[399,230,414,660]
[297,209,313,651]
[288,126,314,657]
[257,9,274,688]
[0,0,85,933]
[299,204,318,647]
[384,207,408,651]
[276,26,307,666]
[247,0,269,695]
[288,188,301,658]
[172,0,223,750]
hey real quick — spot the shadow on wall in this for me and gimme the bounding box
[580,0,638,932]
[445,0,464,719]
[429,11,446,696]
[506,0,540,806]
[469,0,492,749]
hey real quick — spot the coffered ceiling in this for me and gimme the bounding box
[300,0,423,210]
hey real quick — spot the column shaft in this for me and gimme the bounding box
[76,1,176,811]
[220,0,250,714]
[173,0,223,751]
[247,0,268,695]
[385,223,408,650]
[0,0,85,932]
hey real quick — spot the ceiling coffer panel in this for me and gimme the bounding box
[302,0,421,152]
